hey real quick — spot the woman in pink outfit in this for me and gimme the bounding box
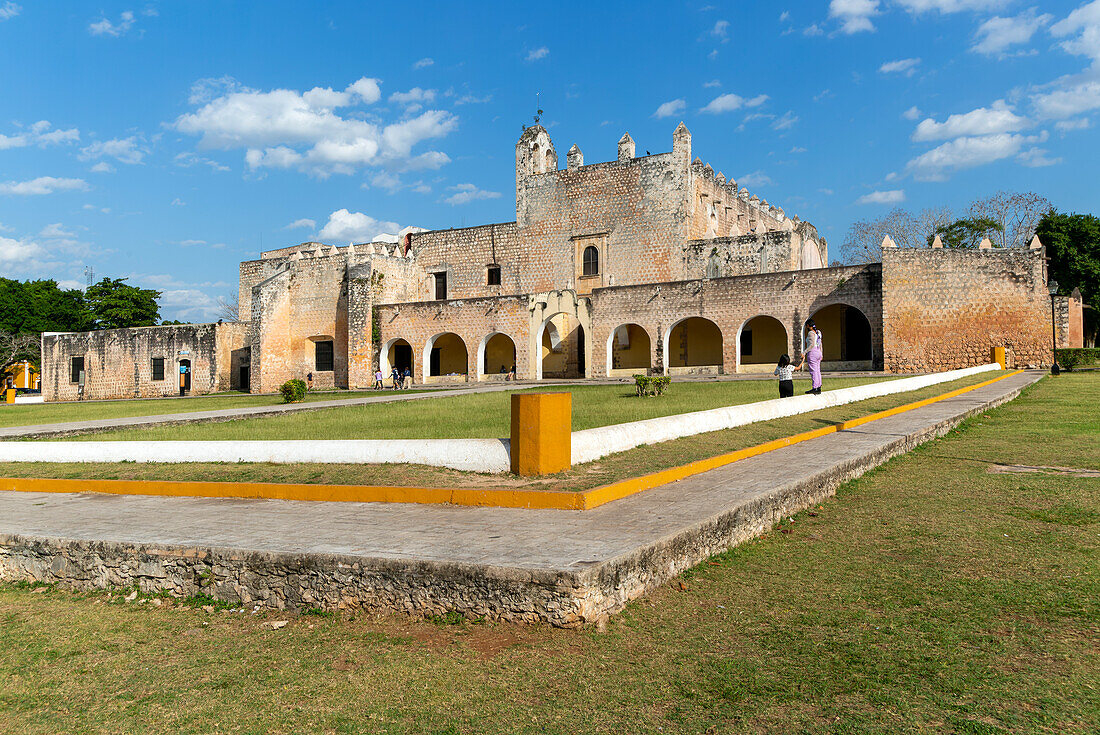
[799,319,823,394]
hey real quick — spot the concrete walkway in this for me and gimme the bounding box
[0,370,895,439]
[0,371,1041,625]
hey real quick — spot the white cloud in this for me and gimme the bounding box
[454,93,492,105]
[973,8,1052,57]
[284,218,316,230]
[1050,0,1100,63]
[1055,117,1091,132]
[413,57,434,69]
[736,171,773,188]
[912,100,1029,141]
[173,151,230,172]
[703,79,721,88]
[188,76,241,105]
[856,189,905,205]
[171,198,185,206]
[174,76,455,177]
[895,0,1000,13]
[772,111,799,130]
[526,47,549,62]
[0,121,80,150]
[803,23,825,36]
[790,146,807,153]
[711,19,730,41]
[0,235,46,267]
[1017,147,1062,167]
[1032,81,1100,120]
[905,132,1045,181]
[0,3,20,21]
[178,239,206,247]
[79,136,147,165]
[779,11,790,22]
[89,162,114,173]
[902,105,921,120]
[318,209,400,242]
[829,0,879,34]
[701,93,768,114]
[654,99,687,118]
[389,87,436,112]
[444,183,501,205]
[879,58,921,76]
[89,10,135,37]
[0,176,88,195]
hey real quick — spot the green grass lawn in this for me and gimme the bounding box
[0,373,1096,733]
[5,372,997,492]
[0,388,438,429]
[58,375,903,442]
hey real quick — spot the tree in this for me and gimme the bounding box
[1036,211,1100,309]
[0,278,91,334]
[840,207,953,264]
[928,216,1003,249]
[84,278,161,329]
[0,332,39,375]
[969,191,1052,249]
[216,293,240,322]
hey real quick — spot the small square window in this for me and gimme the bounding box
[315,340,334,372]
[487,265,501,285]
[434,272,447,300]
[151,357,165,381]
[70,356,84,384]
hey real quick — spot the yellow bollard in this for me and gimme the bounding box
[510,392,572,476]
[991,346,1006,370]
[4,388,15,404]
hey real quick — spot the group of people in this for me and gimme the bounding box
[374,366,412,390]
[773,319,824,397]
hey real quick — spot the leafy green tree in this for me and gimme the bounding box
[1036,212,1100,308]
[927,216,1004,249]
[0,278,91,334]
[84,278,161,329]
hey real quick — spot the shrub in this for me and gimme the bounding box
[279,378,307,403]
[633,375,671,397]
[1056,347,1100,371]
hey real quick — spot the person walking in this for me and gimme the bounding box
[402,365,412,389]
[391,366,401,390]
[774,354,795,397]
[798,319,823,394]
[374,368,384,390]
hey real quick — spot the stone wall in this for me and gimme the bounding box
[41,322,248,402]
[880,247,1056,371]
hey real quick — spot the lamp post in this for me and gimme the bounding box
[1049,278,1060,375]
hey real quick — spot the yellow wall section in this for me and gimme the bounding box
[610,324,652,369]
[432,333,468,376]
[669,317,723,367]
[741,316,788,365]
[484,333,517,374]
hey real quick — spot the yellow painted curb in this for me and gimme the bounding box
[0,371,1022,511]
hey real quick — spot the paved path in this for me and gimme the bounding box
[0,371,1042,572]
[0,371,893,439]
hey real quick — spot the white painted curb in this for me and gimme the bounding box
[4,438,511,474]
[570,364,1001,465]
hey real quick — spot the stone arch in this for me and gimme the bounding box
[527,290,592,380]
[423,332,469,383]
[380,338,413,380]
[806,303,873,369]
[736,315,788,372]
[537,313,586,380]
[606,323,652,376]
[477,332,517,381]
[663,316,723,374]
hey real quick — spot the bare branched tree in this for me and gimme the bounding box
[968,191,1052,248]
[215,294,240,322]
[840,206,954,264]
[0,332,39,372]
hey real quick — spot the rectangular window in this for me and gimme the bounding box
[740,329,753,357]
[70,356,84,384]
[434,272,447,300]
[315,340,334,372]
[151,357,165,381]
[487,265,501,285]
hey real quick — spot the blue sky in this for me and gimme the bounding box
[1,0,1098,321]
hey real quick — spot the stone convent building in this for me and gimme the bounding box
[42,123,1084,401]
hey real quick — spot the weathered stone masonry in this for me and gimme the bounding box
[41,122,1076,401]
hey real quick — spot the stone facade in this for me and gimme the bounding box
[42,122,1071,400]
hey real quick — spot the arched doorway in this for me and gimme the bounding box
[423,332,469,383]
[606,323,652,376]
[807,304,873,370]
[538,313,585,380]
[664,317,723,374]
[381,338,413,380]
[737,315,788,372]
[478,333,517,381]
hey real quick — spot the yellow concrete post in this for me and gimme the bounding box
[4,388,15,404]
[510,392,572,476]
[991,346,1006,370]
